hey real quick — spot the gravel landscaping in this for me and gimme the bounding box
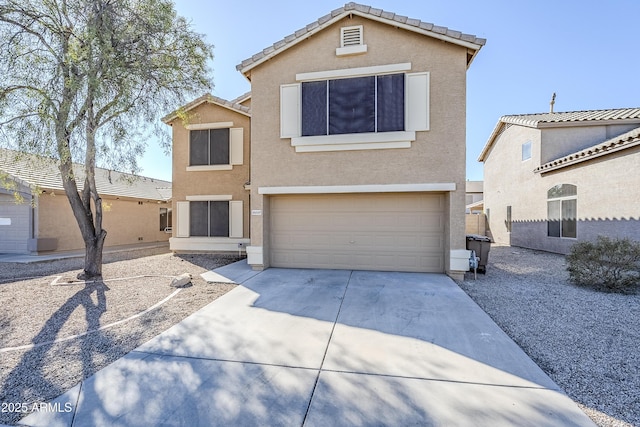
[0,248,240,426]
[1,244,638,426]
[459,245,640,427]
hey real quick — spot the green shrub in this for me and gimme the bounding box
[566,236,640,293]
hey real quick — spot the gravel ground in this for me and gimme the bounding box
[0,248,240,426]
[459,245,640,427]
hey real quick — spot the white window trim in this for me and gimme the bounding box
[186,165,233,172]
[258,183,456,195]
[186,121,234,130]
[296,63,411,81]
[291,131,415,153]
[186,195,232,201]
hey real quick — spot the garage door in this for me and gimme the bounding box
[270,193,444,272]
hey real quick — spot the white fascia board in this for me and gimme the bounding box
[258,183,456,195]
[186,195,233,201]
[296,63,411,81]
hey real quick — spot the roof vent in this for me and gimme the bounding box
[336,25,367,56]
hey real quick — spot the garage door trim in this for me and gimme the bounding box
[258,183,456,195]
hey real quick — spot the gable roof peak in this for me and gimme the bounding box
[237,2,485,76]
[162,93,251,124]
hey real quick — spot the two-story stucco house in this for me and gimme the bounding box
[163,94,251,253]
[166,3,485,279]
[240,3,484,279]
[479,108,640,254]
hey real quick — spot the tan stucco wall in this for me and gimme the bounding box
[483,123,640,252]
[248,15,470,272]
[483,125,542,245]
[541,123,640,164]
[37,192,170,251]
[169,102,251,239]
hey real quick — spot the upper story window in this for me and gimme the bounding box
[301,74,404,136]
[280,63,428,152]
[522,141,532,161]
[547,184,577,238]
[186,124,244,171]
[190,129,229,166]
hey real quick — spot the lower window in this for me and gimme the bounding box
[547,184,577,238]
[189,201,229,237]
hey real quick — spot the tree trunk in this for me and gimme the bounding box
[80,228,107,281]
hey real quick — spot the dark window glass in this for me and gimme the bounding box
[302,81,328,136]
[506,206,512,232]
[190,201,209,236]
[189,201,229,237]
[189,129,229,166]
[562,199,577,238]
[190,130,209,166]
[329,76,375,135]
[210,128,230,165]
[209,201,229,237]
[377,74,405,132]
[160,208,168,231]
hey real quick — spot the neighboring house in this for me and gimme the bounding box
[234,2,485,279]
[0,149,172,254]
[479,108,640,254]
[162,94,251,252]
[465,181,483,213]
[465,180,486,236]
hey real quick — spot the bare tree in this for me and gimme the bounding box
[0,0,212,279]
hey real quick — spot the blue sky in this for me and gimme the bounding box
[140,0,640,182]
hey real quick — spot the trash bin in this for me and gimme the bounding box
[466,234,491,273]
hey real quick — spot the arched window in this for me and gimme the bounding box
[547,184,577,238]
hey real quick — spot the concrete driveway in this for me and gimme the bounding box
[21,261,595,427]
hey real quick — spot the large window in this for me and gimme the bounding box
[547,184,577,238]
[190,129,230,166]
[189,201,229,237]
[301,73,405,136]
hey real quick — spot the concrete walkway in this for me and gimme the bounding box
[19,262,595,426]
[0,242,169,264]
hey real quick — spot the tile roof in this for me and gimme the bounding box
[162,93,251,124]
[237,2,486,74]
[534,126,640,174]
[230,92,251,105]
[501,108,640,128]
[0,149,172,201]
[478,107,640,162]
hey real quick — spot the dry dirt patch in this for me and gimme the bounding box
[0,249,240,425]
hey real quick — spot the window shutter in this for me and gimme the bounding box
[229,200,243,238]
[280,83,301,138]
[406,72,430,131]
[176,201,190,237]
[229,128,244,165]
